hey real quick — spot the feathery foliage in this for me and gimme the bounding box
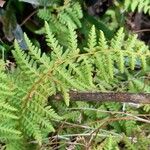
[0,22,149,149]
[124,0,150,14]
[0,1,150,149]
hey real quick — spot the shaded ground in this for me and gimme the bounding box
[126,12,150,45]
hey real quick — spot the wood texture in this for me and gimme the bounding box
[50,91,150,104]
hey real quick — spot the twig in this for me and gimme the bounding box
[134,29,150,33]
[50,91,150,104]
[20,10,37,27]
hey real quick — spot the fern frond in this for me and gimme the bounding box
[124,0,150,14]
[61,87,70,106]
[5,22,149,148]
[68,63,93,90]
[125,120,137,135]
[65,7,81,28]
[67,24,78,52]
[80,58,95,88]
[12,36,62,145]
[95,55,109,82]
[37,1,83,30]
[0,65,21,142]
[111,28,124,50]
[118,51,124,73]
[73,2,83,19]
[38,8,51,21]
[24,33,51,69]
[104,135,113,150]
[6,140,26,150]
[45,22,63,59]
[107,53,114,79]
[0,95,20,139]
[98,31,108,50]
[58,1,82,29]
[86,25,97,52]
[18,83,61,143]
[0,126,21,137]
[123,135,136,150]
[12,40,39,78]
[143,104,150,112]
[55,67,85,91]
[58,11,77,29]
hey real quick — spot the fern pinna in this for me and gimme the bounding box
[0,21,149,149]
[37,0,83,46]
[123,0,150,14]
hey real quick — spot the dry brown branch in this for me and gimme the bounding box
[50,91,150,104]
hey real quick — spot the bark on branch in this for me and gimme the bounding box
[50,91,150,104]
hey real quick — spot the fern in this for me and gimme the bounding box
[58,1,83,28]
[37,0,83,29]
[36,0,83,47]
[103,135,119,150]
[36,1,83,46]
[0,0,150,149]
[0,20,149,149]
[11,39,62,147]
[86,25,97,51]
[0,60,22,149]
[124,0,150,14]
[143,104,150,112]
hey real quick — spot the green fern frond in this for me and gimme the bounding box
[103,135,119,150]
[72,2,83,19]
[12,35,62,145]
[86,25,97,51]
[55,67,85,91]
[59,11,77,29]
[13,40,39,78]
[45,22,63,59]
[0,125,21,137]
[6,140,26,150]
[124,0,150,14]
[143,104,150,112]
[118,51,124,73]
[125,34,138,50]
[111,28,124,50]
[68,63,93,90]
[3,22,149,148]
[0,1,150,149]
[36,1,83,49]
[123,135,136,150]
[107,53,114,79]
[18,84,61,143]
[130,78,150,92]
[37,1,83,29]
[98,31,108,50]
[58,1,82,29]
[67,24,78,52]
[24,33,51,69]
[80,58,95,88]
[0,65,21,141]
[65,7,81,28]
[61,87,70,106]
[38,9,51,21]
[125,120,137,135]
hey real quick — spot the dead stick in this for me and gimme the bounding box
[51,91,150,104]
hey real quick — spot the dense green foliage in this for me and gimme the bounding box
[0,0,150,149]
